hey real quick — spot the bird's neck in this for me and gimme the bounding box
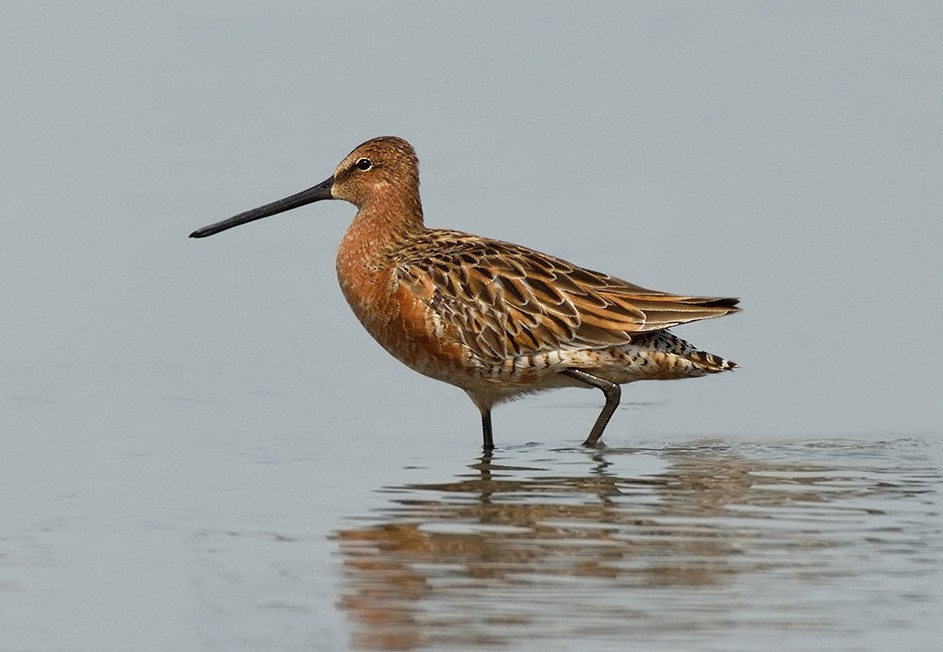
[337,196,424,283]
[348,190,424,247]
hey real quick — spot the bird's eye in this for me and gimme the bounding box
[355,158,372,171]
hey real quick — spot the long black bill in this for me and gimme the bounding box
[189,176,335,238]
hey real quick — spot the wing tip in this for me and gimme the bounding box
[703,297,741,311]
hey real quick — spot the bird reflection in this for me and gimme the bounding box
[332,439,936,650]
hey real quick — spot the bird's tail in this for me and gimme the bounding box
[683,347,737,373]
[635,329,738,375]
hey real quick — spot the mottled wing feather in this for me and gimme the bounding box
[396,230,739,363]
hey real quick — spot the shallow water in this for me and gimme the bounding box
[2,363,941,651]
[337,438,942,651]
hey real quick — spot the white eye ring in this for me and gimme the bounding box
[355,158,372,171]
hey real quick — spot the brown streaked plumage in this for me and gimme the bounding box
[190,136,740,449]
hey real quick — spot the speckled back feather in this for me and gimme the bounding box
[395,230,739,364]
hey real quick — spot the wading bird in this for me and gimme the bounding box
[190,137,739,448]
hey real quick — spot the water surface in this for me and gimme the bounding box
[2,362,940,651]
[336,438,942,651]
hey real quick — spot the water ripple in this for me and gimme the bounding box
[334,437,942,651]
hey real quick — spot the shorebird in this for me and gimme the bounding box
[190,137,739,449]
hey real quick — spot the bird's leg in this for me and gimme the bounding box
[562,369,621,447]
[480,406,495,450]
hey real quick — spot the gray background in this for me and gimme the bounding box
[4,2,941,435]
[2,3,941,650]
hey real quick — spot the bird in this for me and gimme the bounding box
[190,136,739,449]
